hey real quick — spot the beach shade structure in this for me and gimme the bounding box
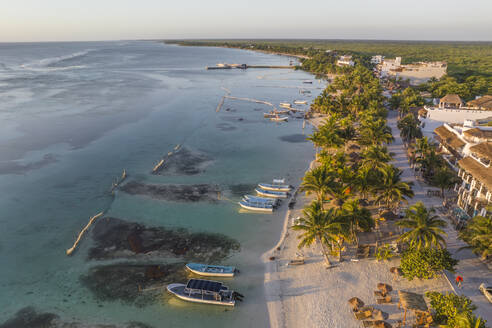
[377,283,392,294]
[348,297,365,311]
[372,309,389,321]
[397,290,430,326]
[379,210,398,221]
[390,267,402,280]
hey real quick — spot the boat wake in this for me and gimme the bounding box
[20,49,95,72]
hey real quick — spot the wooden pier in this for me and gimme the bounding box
[207,64,293,70]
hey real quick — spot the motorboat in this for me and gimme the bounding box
[258,179,292,192]
[186,263,236,277]
[239,199,274,212]
[255,188,288,198]
[243,195,279,206]
[167,279,241,306]
[293,100,308,105]
[270,116,288,122]
[279,102,292,109]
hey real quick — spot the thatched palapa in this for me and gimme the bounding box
[434,125,465,150]
[469,142,492,161]
[458,156,492,191]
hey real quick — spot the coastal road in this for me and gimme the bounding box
[387,110,492,323]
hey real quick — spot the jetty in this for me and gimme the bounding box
[66,212,104,256]
[207,63,293,70]
[111,169,127,192]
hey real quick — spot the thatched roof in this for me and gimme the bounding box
[440,94,463,105]
[377,283,393,293]
[348,297,364,310]
[469,142,492,161]
[397,291,428,312]
[434,126,465,149]
[463,128,492,141]
[458,156,492,190]
[467,95,492,110]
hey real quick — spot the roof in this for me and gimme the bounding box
[469,142,492,161]
[458,156,492,190]
[186,279,223,293]
[434,126,466,149]
[440,94,463,104]
[467,95,492,110]
[397,291,428,312]
[463,128,492,140]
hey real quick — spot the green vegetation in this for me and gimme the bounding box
[396,201,447,249]
[375,244,395,261]
[426,292,487,328]
[400,247,457,280]
[459,215,492,260]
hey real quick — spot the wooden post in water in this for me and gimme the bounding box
[66,212,104,256]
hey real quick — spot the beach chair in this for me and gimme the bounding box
[376,295,392,304]
[354,310,372,320]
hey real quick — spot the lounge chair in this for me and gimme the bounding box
[354,310,372,320]
[288,259,305,266]
[376,295,392,304]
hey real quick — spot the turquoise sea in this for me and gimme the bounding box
[0,41,322,327]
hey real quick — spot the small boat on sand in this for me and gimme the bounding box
[294,100,308,105]
[270,116,288,122]
[244,195,279,206]
[258,179,292,192]
[255,188,288,198]
[239,199,274,212]
[186,263,236,277]
[167,279,241,306]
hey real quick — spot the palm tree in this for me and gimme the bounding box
[414,137,431,160]
[375,167,414,209]
[432,167,458,199]
[326,182,352,209]
[359,119,394,146]
[459,215,492,260]
[307,117,344,150]
[397,113,422,142]
[354,168,373,200]
[396,201,447,249]
[292,201,343,266]
[360,145,392,175]
[342,198,374,244]
[300,165,334,203]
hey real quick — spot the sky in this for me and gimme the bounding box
[1,0,491,42]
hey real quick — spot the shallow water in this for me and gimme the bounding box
[0,41,322,327]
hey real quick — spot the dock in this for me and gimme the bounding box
[207,64,293,70]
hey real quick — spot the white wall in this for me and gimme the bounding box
[426,108,492,123]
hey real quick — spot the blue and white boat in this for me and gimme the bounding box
[255,188,288,198]
[167,279,238,306]
[186,263,236,277]
[243,195,279,206]
[258,179,292,192]
[239,199,274,212]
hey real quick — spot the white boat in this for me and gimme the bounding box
[167,279,238,306]
[243,195,279,206]
[258,179,292,192]
[255,188,288,198]
[294,100,308,105]
[279,103,292,109]
[270,116,288,122]
[264,112,277,118]
[239,200,274,212]
[186,263,236,277]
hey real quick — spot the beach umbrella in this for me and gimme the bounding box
[348,297,364,311]
[377,283,393,293]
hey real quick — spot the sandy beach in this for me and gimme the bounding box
[261,111,486,328]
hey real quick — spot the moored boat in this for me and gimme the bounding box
[255,188,288,198]
[293,100,308,105]
[167,279,240,306]
[243,195,279,206]
[239,199,274,212]
[186,263,236,277]
[258,179,292,192]
[270,116,288,122]
[279,102,292,109]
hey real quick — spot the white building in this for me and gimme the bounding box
[337,55,355,67]
[371,55,384,65]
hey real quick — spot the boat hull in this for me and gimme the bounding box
[239,201,273,212]
[258,183,291,192]
[255,188,288,199]
[185,263,235,277]
[167,284,235,307]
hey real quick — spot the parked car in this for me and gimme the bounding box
[479,283,492,303]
